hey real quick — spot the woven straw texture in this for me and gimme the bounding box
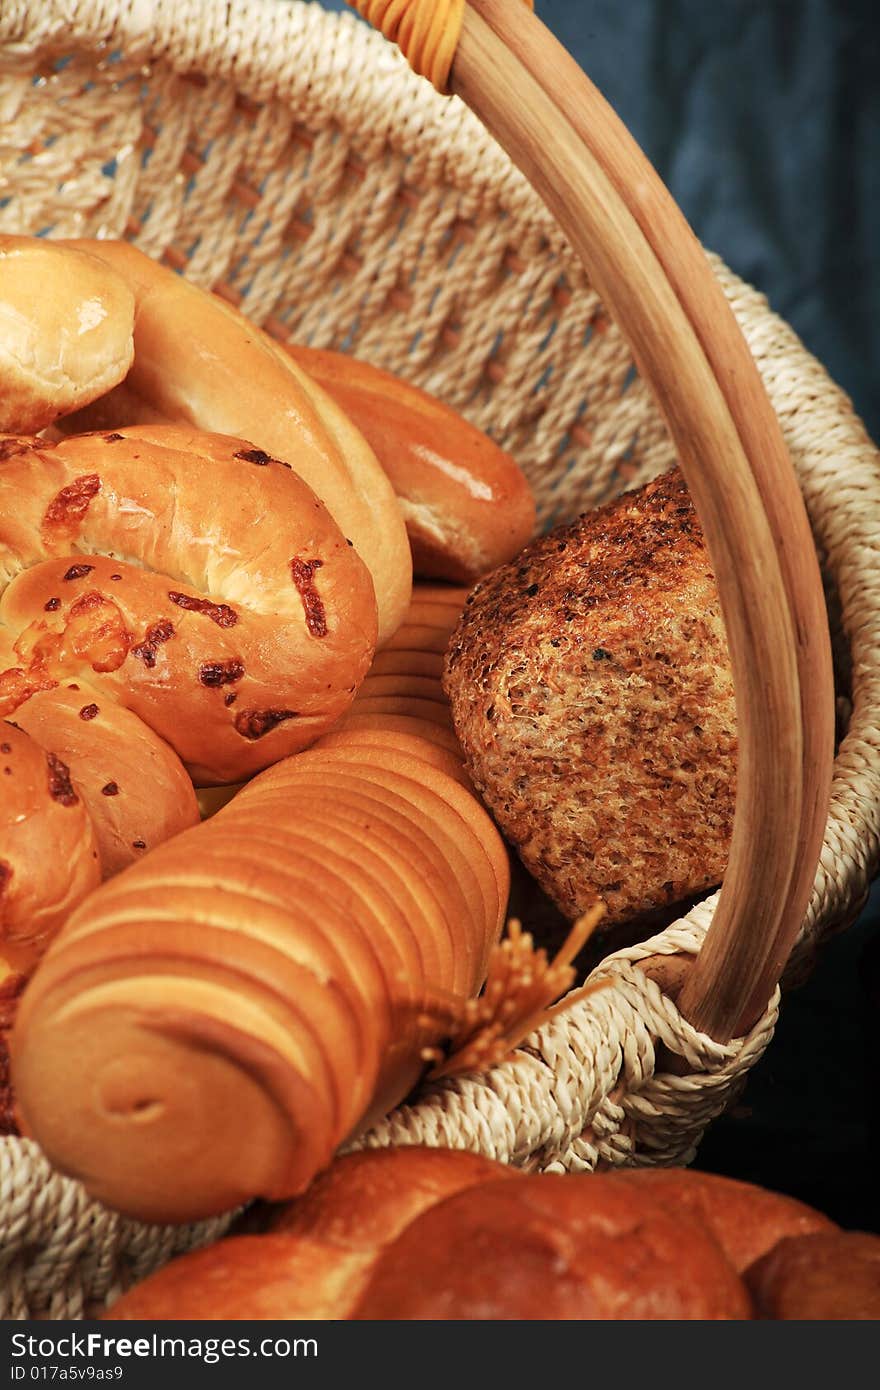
[0,0,878,1319]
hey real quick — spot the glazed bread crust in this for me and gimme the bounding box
[0,236,134,434]
[353,1172,753,1320]
[59,239,411,647]
[9,684,199,877]
[745,1232,880,1319]
[0,425,377,783]
[107,1149,513,1320]
[0,722,100,977]
[443,469,737,926]
[100,1149,878,1322]
[286,346,536,583]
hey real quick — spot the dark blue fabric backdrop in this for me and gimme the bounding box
[316,0,880,1233]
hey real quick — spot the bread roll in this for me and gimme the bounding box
[607,1168,836,1271]
[58,239,411,647]
[444,468,737,926]
[10,683,198,877]
[106,1149,513,1320]
[352,1172,753,1319]
[102,1148,873,1322]
[0,236,134,433]
[0,721,102,1133]
[0,722,100,977]
[0,424,377,783]
[745,1231,880,1320]
[286,346,536,582]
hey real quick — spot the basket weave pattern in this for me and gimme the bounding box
[0,0,878,1318]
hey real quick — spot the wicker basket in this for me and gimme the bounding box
[1,0,878,1320]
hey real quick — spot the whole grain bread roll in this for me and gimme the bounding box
[443,468,737,927]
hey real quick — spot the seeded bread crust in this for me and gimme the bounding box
[443,469,737,926]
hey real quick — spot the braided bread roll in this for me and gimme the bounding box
[104,1151,857,1321]
[11,729,510,1222]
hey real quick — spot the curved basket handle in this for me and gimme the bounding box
[457,3,835,1041]
[352,1,835,1041]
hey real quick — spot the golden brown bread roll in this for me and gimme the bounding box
[57,238,411,647]
[9,683,199,877]
[0,692,200,1132]
[0,721,102,1134]
[745,1231,880,1319]
[444,468,737,927]
[0,236,134,434]
[0,722,100,979]
[285,346,536,583]
[103,1150,874,1322]
[106,1149,513,1320]
[607,1168,835,1272]
[11,734,510,1223]
[352,1172,753,1320]
[0,424,377,783]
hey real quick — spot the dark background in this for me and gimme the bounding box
[317,1,880,1232]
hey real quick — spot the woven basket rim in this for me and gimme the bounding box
[2,0,879,1320]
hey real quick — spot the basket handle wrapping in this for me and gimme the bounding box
[351,0,835,1042]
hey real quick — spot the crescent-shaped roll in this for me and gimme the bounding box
[0,424,377,783]
[11,732,510,1223]
[0,236,134,435]
[57,238,412,647]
